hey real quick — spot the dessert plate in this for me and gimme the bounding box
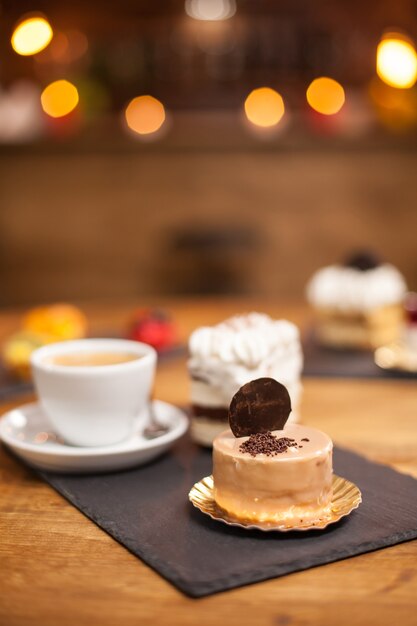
[374,341,417,374]
[0,400,188,473]
[189,475,362,532]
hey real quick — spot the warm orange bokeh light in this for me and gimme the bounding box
[376,37,417,89]
[125,95,166,135]
[244,87,285,128]
[369,78,417,131]
[41,80,79,118]
[306,77,345,115]
[11,16,53,56]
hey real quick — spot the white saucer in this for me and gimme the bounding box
[0,400,188,473]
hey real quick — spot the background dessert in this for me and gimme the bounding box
[127,308,178,353]
[23,304,88,341]
[2,304,87,380]
[306,251,407,350]
[212,378,333,524]
[188,312,303,446]
[2,331,53,380]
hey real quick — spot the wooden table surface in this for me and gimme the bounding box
[1,298,417,626]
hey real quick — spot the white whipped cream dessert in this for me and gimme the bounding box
[188,313,303,445]
[213,425,333,523]
[306,264,406,313]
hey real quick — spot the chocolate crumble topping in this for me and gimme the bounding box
[301,438,310,442]
[239,431,300,457]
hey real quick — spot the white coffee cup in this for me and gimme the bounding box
[31,338,157,447]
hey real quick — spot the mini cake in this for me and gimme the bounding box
[212,378,333,524]
[188,312,303,446]
[306,251,407,349]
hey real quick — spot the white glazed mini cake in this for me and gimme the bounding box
[306,253,406,349]
[188,313,303,446]
[213,425,333,524]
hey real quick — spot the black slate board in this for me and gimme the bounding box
[303,335,417,379]
[29,437,417,598]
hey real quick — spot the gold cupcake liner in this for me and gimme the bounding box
[189,474,362,532]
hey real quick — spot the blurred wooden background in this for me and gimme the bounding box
[0,137,416,306]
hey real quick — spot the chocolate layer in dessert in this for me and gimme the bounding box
[191,405,228,421]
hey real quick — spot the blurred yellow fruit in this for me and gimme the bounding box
[2,331,53,380]
[22,304,88,340]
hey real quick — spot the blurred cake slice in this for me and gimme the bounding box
[306,251,406,350]
[188,312,303,446]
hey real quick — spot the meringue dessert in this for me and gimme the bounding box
[212,378,333,524]
[188,313,303,446]
[306,252,406,350]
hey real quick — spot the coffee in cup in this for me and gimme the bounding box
[31,339,157,447]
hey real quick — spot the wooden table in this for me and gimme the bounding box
[1,299,417,626]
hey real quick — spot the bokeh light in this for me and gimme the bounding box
[36,30,89,64]
[185,0,236,21]
[65,30,89,61]
[369,77,417,132]
[125,95,166,135]
[244,87,285,128]
[0,81,43,143]
[376,36,417,89]
[11,16,53,56]
[40,80,79,118]
[48,32,70,62]
[306,77,345,115]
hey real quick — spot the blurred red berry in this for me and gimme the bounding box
[128,310,177,351]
